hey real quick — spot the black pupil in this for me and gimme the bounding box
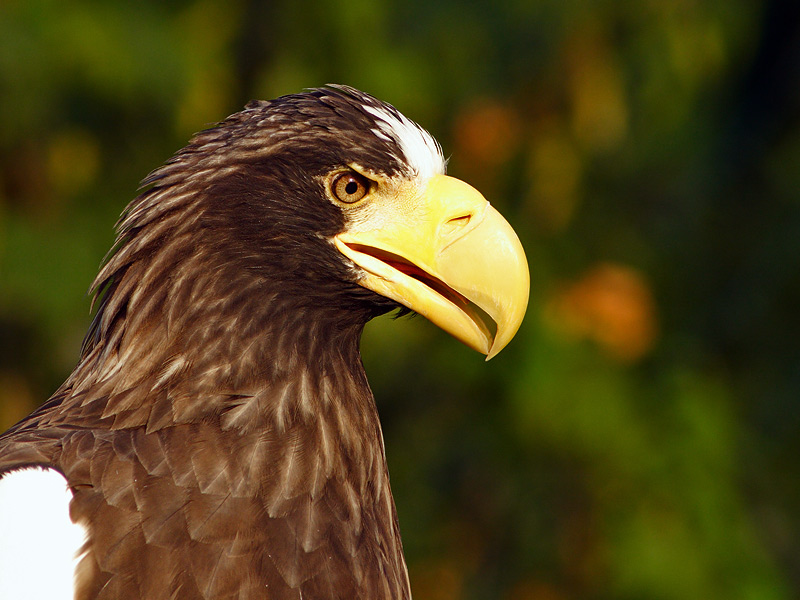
[345,180,359,195]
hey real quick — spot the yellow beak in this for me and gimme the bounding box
[334,174,529,359]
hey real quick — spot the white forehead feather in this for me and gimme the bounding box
[363,104,445,180]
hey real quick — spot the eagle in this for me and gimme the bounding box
[0,85,528,600]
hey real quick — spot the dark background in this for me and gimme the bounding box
[1,0,798,598]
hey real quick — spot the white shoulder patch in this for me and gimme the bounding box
[363,104,445,179]
[0,467,87,600]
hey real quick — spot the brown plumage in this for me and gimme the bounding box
[0,85,529,599]
[1,86,414,599]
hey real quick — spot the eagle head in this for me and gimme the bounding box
[86,85,528,369]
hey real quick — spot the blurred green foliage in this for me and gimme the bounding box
[1,0,798,598]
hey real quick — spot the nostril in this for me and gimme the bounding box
[448,215,471,227]
[442,214,472,237]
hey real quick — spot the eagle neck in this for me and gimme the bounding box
[59,293,411,599]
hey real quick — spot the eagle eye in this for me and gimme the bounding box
[332,171,370,203]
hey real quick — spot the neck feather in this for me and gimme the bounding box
[46,225,411,599]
